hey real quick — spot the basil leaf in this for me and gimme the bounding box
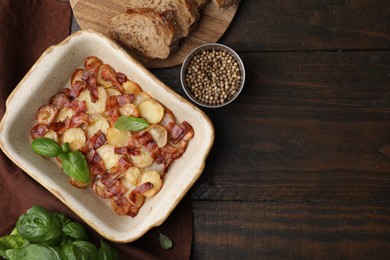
[61,142,71,154]
[158,231,173,250]
[6,244,62,260]
[60,151,90,184]
[0,235,29,258]
[62,222,89,241]
[16,205,62,246]
[62,240,98,260]
[114,116,149,131]
[31,138,62,157]
[98,240,119,260]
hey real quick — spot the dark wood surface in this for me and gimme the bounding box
[73,0,390,258]
[163,0,390,258]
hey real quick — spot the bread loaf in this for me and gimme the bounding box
[107,9,179,59]
[127,0,199,38]
[212,0,240,9]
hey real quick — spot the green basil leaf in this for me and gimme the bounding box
[0,235,29,258]
[98,240,119,260]
[62,240,98,260]
[114,116,149,131]
[61,142,71,154]
[16,205,62,246]
[60,151,90,184]
[6,244,61,260]
[158,231,173,250]
[31,138,62,157]
[62,222,89,241]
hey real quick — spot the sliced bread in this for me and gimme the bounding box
[107,8,179,59]
[194,0,210,9]
[126,0,199,38]
[212,0,240,9]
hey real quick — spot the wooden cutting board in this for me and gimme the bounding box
[70,0,239,68]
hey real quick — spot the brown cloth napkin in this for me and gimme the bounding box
[0,1,193,259]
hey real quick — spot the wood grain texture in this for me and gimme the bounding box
[152,51,390,203]
[192,201,390,259]
[70,0,390,258]
[71,0,238,68]
[219,0,390,52]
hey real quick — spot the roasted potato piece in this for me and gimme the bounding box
[123,167,141,186]
[106,88,122,96]
[62,127,87,151]
[96,144,122,170]
[70,69,84,86]
[122,80,142,95]
[55,107,76,122]
[133,91,152,106]
[138,100,164,124]
[147,124,168,148]
[130,147,153,168]
[160,109,175,128]
[36,105,57,124]
[106,127,131,147]
[43,130,59,143]
[119,103,139,117]
[85,115,109,139]
[78,86,108,115]
[138,171,162,197]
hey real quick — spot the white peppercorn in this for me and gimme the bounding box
[185,47,242,106]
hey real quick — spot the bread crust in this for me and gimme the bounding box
[107,8,179,59]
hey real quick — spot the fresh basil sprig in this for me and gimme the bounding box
[31,138,90,184]
[114,116,149,131]
[31,138,62,157]
[58,151,90,184]
[0,205,119,260]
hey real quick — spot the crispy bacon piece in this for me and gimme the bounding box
[85,149,106,177]
[69,100,87,113]
[111,191,145,217]
[82,71,98,103]
[30,123,49,139]
[167,121,194,143]
[137,131,154,146]
[117,94,134,106]
[108,157,132,175]
[50,91,70,108]
[146,141,163,163]
[100,64,123,91]
[69,112,89,128]
[48,117,70,134]
[133,182,153,194]
[69,80,86,100]
[114,147,140,156]
[84,56,103,74]
[104,178,127,197]
[116,72,128,84]
[80,130,107,153]
[105,109,120,127]
[106,94,134,111]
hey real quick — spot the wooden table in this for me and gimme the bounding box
[73,1,390,258]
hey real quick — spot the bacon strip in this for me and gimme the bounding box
[50,91,70,108]
[80,130,107,153]
[69,112,89,128]
[85,149,106,178]
[30,123,49,139]
[133,182,153,194]
[82,71,98,103]
[69,80,86,100]
[116,72,128,84]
